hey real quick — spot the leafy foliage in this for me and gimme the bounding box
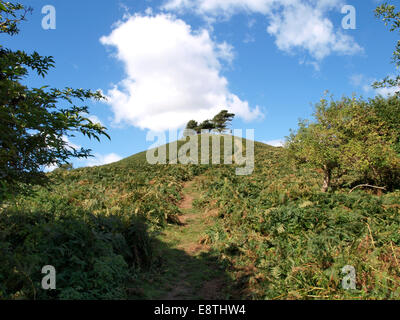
[1,0,400,301]
[185,110,235,134]
[0,208,141,299]
[2,134,399,300]
[287,95,400,192]
[373,3,400,94]
[212,110,235,133]
[0,1,31,35]
[185,120,199,134]
[0,1,109,201]
[195,142,400,299]
[0,144,210,299]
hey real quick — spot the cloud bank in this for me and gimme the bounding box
[85,153,123,167]
[163,0,363,61]
[100,13,262,132]
[263,139,285,147]
[350,73,400,97]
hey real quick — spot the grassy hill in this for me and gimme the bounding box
[1,135,400,299]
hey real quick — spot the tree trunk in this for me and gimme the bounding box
[321,165,331,193]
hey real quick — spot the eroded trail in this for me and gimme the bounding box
[132,177,232,300]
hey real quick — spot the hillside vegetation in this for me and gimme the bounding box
[0,136,236,299]
[1,0,400,301]
[196,141,400,299]
[1,136,399,299]
[0,139,206,299]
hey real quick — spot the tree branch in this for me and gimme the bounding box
[349,184,387,193]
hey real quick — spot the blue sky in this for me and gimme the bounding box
[3,0,398,168]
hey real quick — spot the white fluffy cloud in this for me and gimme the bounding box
[86,153,123,167]
[43,136,81,172]
[87,115,103,126]
[100,14,262,131]
[163,0,275,15]
[163,0,362,61]
[350,73,399,97]
[375,86,399,97]
[63,135,81,151]
[263,139,285,147]
[266,1,362,60]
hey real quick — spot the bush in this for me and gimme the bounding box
[0,208,150,299]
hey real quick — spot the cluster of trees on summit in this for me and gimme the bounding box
[185,110,235,134]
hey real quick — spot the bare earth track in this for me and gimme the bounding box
[130,177,233,300]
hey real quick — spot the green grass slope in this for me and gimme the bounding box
[1,135,399,299]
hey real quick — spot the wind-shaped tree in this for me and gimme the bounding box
[184,110,235,134]
[212,110,235,133]
[185,120,199,134]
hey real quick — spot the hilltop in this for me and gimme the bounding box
[1,135,400,299]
